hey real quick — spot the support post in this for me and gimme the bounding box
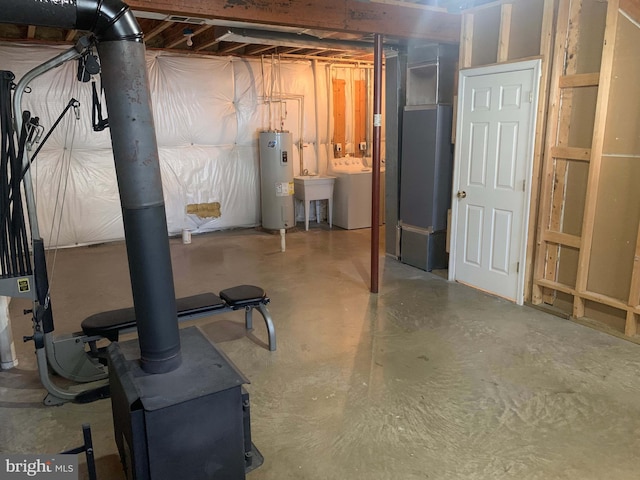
[370,34,383,294]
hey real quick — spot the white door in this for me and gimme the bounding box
[449,61,540,304]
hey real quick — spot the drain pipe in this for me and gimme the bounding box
[0,0,181,374]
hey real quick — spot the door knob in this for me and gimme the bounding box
[457,191,467,199]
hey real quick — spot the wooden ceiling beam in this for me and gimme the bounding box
[126,0,461,43]
[65,29,77,42]
[316,50,345,57]
[144,20,175,41]
[273,47,305,55]
[244,44,276,55]
[218,42,248,54]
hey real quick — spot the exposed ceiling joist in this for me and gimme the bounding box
[244,44,275,56]
[276,47,306,55]
[125,0,461,43]
[216,28,374,54]
[0,1,463,62]
[144,20,175,41]
[218,42,249,55]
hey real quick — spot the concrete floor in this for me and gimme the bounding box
[1,225,640,479]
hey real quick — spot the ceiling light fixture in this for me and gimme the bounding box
[183,28,194,47]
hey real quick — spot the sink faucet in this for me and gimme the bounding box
[302,168,309,176]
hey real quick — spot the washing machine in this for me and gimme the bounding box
[330,156,385,230]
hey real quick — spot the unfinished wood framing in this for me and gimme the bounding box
[460,14,474,68]
[536,0,584,305]
[459,0,549,67]
[126,0,461,44]
[533,0,640,339]
[628,222,640,335]
[525,0,558,302]
[497,4,513,62]
[458,0,556,302]
[353,80,366,148]
[332,79,346,155]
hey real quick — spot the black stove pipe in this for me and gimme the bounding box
[0,0,181,373]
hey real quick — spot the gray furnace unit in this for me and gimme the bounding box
[399,105,453,271]
[398,41,456,272]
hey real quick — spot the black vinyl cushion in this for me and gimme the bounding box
[81,292,225,340]
[219,285,267,308]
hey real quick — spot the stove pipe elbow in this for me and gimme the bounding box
[0,0,183,374]
[76,0,143,42]
[0,0,143,43]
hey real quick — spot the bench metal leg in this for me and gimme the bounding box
[256,304,276,351]
[244,307,253,330]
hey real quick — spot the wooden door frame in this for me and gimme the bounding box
[448,59,541,305]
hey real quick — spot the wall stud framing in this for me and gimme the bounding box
[533,0,640,339]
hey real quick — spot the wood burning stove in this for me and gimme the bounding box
[109,327,263,479]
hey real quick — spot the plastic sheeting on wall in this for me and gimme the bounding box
[0,43,372,247]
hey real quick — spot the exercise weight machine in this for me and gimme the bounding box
[1,39,276,406]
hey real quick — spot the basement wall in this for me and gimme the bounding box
[0,44,371,247]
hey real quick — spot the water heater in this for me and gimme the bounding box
[259,131,295,230]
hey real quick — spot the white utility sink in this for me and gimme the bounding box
[293,175,336,231]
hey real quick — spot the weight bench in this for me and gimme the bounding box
[81,285,276,351]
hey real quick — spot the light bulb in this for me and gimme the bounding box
[183,28,194,47]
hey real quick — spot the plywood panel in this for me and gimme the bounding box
[621,0,640,24]
[508,0,545,60]
[584,300,627,333]
[603,13,640,155]
[353,79,366,147]
[557,245,580,288]
[561,161,589,236]
[587,156,640,300]
[566,87,599,148]
[553,292,574,313]
[332,79,346,150]
[575,0,609,74]
[470,6,501,67]
[573,0,621,319]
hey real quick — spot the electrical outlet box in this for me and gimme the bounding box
[359,142,367,151]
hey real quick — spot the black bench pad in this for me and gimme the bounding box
[219,285,268,308]
[81,292,225,341]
